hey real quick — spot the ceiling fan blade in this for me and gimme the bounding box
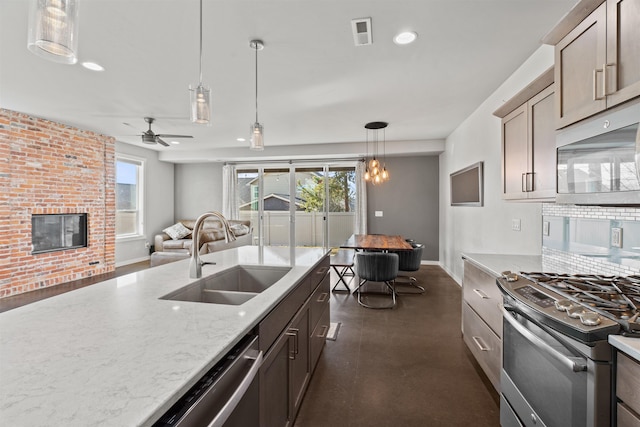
[155,137,170,147]
[156,134,193,139]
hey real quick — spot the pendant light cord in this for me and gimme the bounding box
[198,0,203,85]
[255,44,259,123]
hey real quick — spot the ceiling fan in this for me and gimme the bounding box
[128,117,193,147]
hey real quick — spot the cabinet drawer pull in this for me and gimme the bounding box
[603,63,616,96]
[317,266,329,275]
[317,292,329,303]
[472,336,490,352]
[317,325,329,339]
[286,328,299,360]
[473,288,490,299]
[593,67,604,100]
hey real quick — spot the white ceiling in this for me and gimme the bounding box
[1,0,577,163]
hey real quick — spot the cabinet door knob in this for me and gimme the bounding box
[593,67,605,100]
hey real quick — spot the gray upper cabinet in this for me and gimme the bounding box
[494,68,556,201]
[543,0,640,128]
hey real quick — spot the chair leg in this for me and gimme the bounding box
[394,274,425,294]
[356,279,396,309]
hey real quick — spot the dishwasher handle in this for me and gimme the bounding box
[207,350,263,427]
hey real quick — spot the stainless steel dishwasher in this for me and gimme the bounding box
[153,334,262,427]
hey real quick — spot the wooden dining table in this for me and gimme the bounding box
[340,234,413,252]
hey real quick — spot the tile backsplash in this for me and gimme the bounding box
[542,204,640,276]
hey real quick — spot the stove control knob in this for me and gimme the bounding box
[579,312,601,326]
[554,299,573,311]
[567,306,586,319]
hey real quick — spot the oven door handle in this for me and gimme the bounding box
[502,307,587,373]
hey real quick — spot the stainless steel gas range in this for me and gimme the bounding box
[496,272,640,427]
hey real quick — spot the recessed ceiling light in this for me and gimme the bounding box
[393,31,417,45]
[81,61,104,71]
[237,137,246,142]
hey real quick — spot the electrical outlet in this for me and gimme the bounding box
[512,219,521,232]
[145,241,151,249]
[543,221,550,236]
[611,228,622,248]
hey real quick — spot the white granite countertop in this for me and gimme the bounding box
[0,246,328,427]
[461,253,543,278]
[609,335,640,362]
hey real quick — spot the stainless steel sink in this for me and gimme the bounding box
[161,265,291,305]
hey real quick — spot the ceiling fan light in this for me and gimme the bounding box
[190,84,211,125]
[250,122,264,151]
[27,0,79,64]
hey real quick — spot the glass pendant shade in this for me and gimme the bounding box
[190,84,211,125]
[27,0,79,64]
[364,121,390,185]
[250,122,264,151]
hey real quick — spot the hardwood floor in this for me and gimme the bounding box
[294,265,500,427]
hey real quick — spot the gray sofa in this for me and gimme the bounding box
[154,219,253,255]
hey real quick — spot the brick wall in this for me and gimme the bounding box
[0,109,116,298]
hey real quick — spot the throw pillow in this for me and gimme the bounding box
[163,222,192,240]
[230,224,250,237]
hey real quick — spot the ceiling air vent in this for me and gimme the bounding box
[351,18,372,46]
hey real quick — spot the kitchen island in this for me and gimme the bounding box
[0,246,329,426]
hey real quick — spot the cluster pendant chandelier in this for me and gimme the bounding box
[189,0,211,125]
[364,121,390,185]
[249,39,265,151]
[27,0,80,64]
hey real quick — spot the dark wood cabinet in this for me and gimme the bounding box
[259,255,329,427]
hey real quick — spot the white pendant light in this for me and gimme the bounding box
[249,39,264,151]
[27,0,79,64]
[189,0,211,125]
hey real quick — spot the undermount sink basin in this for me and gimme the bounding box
[160,265,291,305]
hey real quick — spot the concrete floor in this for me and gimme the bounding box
[294,265,500,427]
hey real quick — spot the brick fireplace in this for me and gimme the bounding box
[0,109,116,298]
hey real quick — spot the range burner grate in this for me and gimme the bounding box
[519,272,640,334]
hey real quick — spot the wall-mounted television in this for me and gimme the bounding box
[450,161,484,206]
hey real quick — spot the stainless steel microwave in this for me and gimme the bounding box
[556,100,640,206]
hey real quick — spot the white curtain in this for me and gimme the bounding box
[355,160,367,234]
[222,164,238,219]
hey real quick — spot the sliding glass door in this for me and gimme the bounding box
[234,163,357,248]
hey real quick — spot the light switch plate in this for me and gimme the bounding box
[543,221,550,236]
[611,227,622,248]
[375,211,383,217]
[512,219,521,232]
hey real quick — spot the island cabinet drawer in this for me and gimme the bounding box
[462,302,501,391]
[310,304,330,373]
[617,353,640,417]
[463,260,502,338]
[259,277,312,353]
[617,403,640,427]
[309,274,330,328]
[310,256,330,288]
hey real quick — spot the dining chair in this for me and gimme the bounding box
[392,243,425,294]
[354,252,399,309]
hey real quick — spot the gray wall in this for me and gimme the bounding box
[115,142,175,266]
[174,163,224,219]
[367,156,439,261]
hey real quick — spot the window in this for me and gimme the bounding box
[116,156,144,237]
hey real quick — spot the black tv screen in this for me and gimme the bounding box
[450,162,483,206]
